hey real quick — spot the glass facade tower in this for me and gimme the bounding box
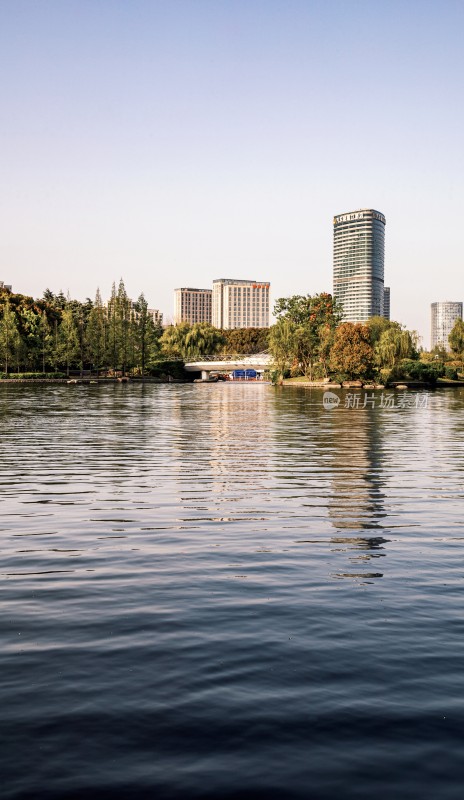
[431,302,463,350]
[333,209,386,322]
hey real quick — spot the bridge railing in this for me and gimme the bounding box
[184,352,270,363]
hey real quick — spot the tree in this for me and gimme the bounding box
[38,312,52,374]
[272,292,342,379]
[18,308,42,371]
[221,327,270,354]
[86,289,107,376]
[107,282,119,373]
[0,299,21,374]
[366,316,396,346]
[449,318,464,364]
[329,323,375,379]
[269,318,298,380]
[160,323,225,361]
[318,324,336,378]
[133,293,161,377]
[160,323,190,360]
[56,307,79,376]
[375,327,415,369]
[274,295,313,325]
[117,279,131,375]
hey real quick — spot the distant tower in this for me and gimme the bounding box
[333,209,386,322]
[431,302,463,350]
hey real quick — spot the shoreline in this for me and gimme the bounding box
[281,379,464,389]
[0,377,189,385]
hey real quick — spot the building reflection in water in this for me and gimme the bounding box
[324,397,389,580]
[169,384,275,524]
[272,388,389,580]
[170,384,391,580]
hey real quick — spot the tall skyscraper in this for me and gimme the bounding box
[174,288,212,325]
[212,279,270,329]
[333,209,386,322]
[431,302,463,350]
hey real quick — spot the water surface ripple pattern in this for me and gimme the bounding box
[1,384,464,799]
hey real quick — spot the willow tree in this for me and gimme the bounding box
[375,328,415,369]
[269,318,298,380]
[160,323,224,361]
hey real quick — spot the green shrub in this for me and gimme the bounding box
[0,372,66,379]
[444,366,458,380]
[148,360,188,380]
[385,361,442,385]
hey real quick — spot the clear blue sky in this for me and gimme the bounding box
[1,0,463,344]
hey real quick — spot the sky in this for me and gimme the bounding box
[1,0,463,345]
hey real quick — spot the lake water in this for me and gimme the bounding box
[1,383,464,799]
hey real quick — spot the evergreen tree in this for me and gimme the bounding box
[56,307,79,376]
[0,299,21,374]
[86,288,107,376]
[117,279,131,375]
[133,293,160,378]
[38,312,52,374]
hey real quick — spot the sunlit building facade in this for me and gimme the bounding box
[333,209,386,322]
[174,288,212,325]
[212,278,270,329]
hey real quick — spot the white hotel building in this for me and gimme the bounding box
[174,288,212,325]
[212,279,270,329]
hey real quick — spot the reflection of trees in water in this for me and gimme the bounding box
[271,389,387,530]
[271,389,389,580]
[325,404,388,579]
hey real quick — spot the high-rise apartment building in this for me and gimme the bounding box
[383,287,390,320]
[431,302,463,350]
[333,209,386,322]
[212,279,270,329]
[174,288,212,325]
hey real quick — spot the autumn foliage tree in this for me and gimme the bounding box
[329,323,375,380]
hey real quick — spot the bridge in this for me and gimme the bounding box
[184,353,272,380]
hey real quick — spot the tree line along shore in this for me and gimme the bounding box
[1,284,463,386]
